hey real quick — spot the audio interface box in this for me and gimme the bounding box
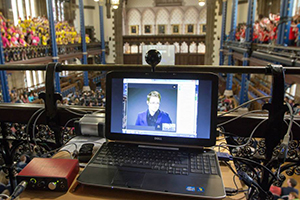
[17,158,79,191]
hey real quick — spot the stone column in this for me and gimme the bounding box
[204,0,216,65]
[114,1,124,64]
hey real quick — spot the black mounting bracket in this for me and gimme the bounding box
[260,64,288,197]
[263,64,288,160]
[39,63,63,147]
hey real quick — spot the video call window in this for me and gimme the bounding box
[122,78,199,138]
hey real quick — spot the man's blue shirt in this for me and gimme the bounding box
[135,109,172,126]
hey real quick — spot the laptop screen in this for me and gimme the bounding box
[105,72,218,147]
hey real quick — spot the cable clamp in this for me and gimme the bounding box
[52,57,59,60]
[82,52,88,55]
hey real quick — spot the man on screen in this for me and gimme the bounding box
[135,91,172,127]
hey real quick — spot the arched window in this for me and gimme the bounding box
[156,9,169,34]
[127,9,142,35]
[198,42,206,53]
[174,42,180,53]
[181,42,188,53]
[170,8,183,34]
[124,43,131,54]
[142,9,155,35]
[189,42,197,53]
[184,7,198,34]
[131,45,138,54]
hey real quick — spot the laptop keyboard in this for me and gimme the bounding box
[91,143,219,176]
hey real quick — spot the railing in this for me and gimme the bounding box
[3,42,103,63]
[61,83,78,97]
[4,46,51,62]
[92,75,103,85]
[14,82,46,96]
[223,41,300,67]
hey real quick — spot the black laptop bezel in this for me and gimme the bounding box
[105,71,218,147]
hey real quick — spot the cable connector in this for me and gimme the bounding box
[10,181,28,200]
[278,133,290,163]
[238,171,254,187]
[217,152,233,161]
[282,132,290,147]
[225,187,238,196]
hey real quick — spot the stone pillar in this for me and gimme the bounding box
[204,0,216,65]
[114,1,124,64]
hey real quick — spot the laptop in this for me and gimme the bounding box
[77,71,226,199]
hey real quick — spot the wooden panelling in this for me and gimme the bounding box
[123,35,205,46]
[124,53,204,65]
[124,54,142,64]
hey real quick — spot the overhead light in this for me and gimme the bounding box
[94,0,99,2]
[199,0,205,6]
[111,0,119,9]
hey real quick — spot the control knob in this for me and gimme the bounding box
[48,182,57,190]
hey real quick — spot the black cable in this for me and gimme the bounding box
[63,118,80,129]
[235,160,261,184]
[279,162,300,173]
[32,110,45,146]
[219,131,239,137]
[222,161,238,176]
[40,142,77,157]
[25,108,44,151]
[217,142,230,152]
[63,107,85,116]
[217,118,268,149]
[233,157,277,181]
[217,110,268,127]
[233,175,239,193]
[247,186,256,200]
[61,118,80,141]
[218,96,271,117]
[26,108,44,137]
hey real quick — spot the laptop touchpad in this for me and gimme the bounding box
[112,170,145,189]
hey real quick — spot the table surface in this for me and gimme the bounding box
[20,151,246,200]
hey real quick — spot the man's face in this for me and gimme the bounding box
[287,179,291,187]
[147,96,160,113]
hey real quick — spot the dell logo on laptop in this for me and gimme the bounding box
[154,137,162,141]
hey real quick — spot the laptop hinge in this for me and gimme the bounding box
[138,145,179,151]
